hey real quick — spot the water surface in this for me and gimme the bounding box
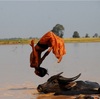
[0,43,100,99]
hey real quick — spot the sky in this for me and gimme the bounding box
[0,1,100,38]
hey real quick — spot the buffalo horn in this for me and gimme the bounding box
[47,72,63,82]
[58,73,81,83]
[56,72,63,76]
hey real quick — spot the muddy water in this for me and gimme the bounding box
[0,43,100,99]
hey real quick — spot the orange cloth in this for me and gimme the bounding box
[39,31,66,62]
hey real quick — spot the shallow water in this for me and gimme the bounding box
[0,43,100,99]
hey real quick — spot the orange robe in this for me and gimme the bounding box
[38,31,66,62]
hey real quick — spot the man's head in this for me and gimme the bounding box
[52,24,64,38]
[35,67,48,77]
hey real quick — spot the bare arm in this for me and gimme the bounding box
[39,47,52,65]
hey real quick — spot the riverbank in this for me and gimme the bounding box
[64,38,100,43]
[0,38,100,45]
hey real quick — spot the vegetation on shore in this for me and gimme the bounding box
[0,37,100,45]
[64,38,100,43]
[0,30,100,45]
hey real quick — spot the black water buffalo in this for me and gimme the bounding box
[37,72,100,95]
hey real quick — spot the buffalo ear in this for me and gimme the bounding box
[58,73,81,84]
[65,82,77,89]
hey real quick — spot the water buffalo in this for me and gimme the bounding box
[37,72,100,95]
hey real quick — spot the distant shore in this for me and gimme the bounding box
[64,38,100,43]
[0,38,100,45]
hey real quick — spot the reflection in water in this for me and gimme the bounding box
[8,87,34,90]
[35,93,100,99]
[36,94,75,99]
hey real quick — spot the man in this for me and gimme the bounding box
[30,24,66,77]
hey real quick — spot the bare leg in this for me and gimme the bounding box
[30,40,39,68]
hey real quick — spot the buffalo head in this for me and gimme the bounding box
[37,72,81,93]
